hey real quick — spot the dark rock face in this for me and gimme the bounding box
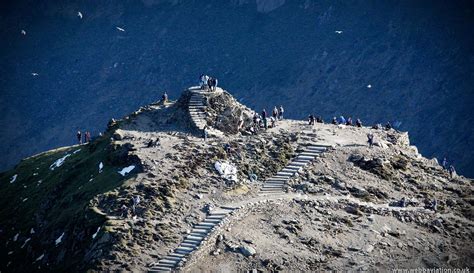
[1,0,473,176]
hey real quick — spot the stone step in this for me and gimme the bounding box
[265,181,285,185]
[194,224,213,230]
[284,165,301,170]
[189,231,207,238]
[161,256,182,262]
[185,234,204,241]
[148,266,173,273]
[180,242,198,249]
[300,152,321,156]
[264,184,285,188]
[263,185,283,189]
[276,171,294,176]
[289,162,307,167]
[191,228,211,234]
[196,222,215,227]
[203,218,221,224]
[207,214,226,220]
[297,155,315,160]
[157,259,178,266]
[281,168,297,173]
[175,246,194,254]
[168,253,186,259]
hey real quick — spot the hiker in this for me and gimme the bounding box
[355,118,362,127]
[76,131,82,144]
[372,123,382,130]
[270,116,276,128]
[224,143,231,154]
[120,204,129,218]
[367,133,374,148]
[262,109,267,129]
[331,117,338,125]
[253,113,259,128]
[84,131,91,143]
[308,114,315,125]
[209,77,218,91]
[207,77,213,91]
[338,116,346,125]
[448,165,456,179]
[203,125,208,141]
[272,106,278,121]
[441,157,448,170]
[162,92,168,103]
[237,115,244,131]
[385,122,392,130]
[316,116,324,123]
[200,74,210,90]
[346,117,353,126]
[131,196,140,215]
[278,106,284,120]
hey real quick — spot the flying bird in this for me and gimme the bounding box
[31,73,39,76]
[116,26,125,32]
[78,11,83,19]
[335,30,343,34]
[21,30,26,35]
[367,84,372,88]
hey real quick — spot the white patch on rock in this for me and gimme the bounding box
[50,154,72,170]
[92,227,101,239]
[13,233,19,241]
[55,232,65,246]
[22,198,28,202]
[21,238,31,248]
[118,165,135,176]
[214,161,238,182]
[10,174,18,183]
[34,254,44,262]
[30,228,35,234]
[99,162,104,173]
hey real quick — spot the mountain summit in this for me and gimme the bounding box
[0,87,472,272]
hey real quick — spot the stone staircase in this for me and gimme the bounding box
[149,143,328,272]
[259,144,329,195]
[188,90,224,137]
[149,206,236,272]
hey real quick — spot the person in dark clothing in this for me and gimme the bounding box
[308,114,315,125]
[385,122,392,130]
[346,117,353,126]
[84,131,91,143]
[332,117,338,125]
[316,116,324,123]
[203,125,208,141]
[367,133,374,148]
[441,157,449,170]
[355,118,362,127]
[262,109,267,129]
[77,131,82,144]
[162,92,168,103]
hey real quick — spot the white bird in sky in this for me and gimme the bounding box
[116,26,125,32]
[21,30,26,35]
[31,73,39,76]
[335,30,343,34]
[367,84,372,88]
[78,11,83,19]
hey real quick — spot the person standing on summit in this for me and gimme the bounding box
[262,109,268,129]
[278,105,284,120]
[76,131,82,144]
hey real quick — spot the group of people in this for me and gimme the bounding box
[331,116,363,127]
[308,114,324,125]
[76,130,91,144]
[441,157,457,179]
[199,74,218,91]
[250,106,284,132]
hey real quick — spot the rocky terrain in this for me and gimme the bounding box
[0,87,472,272]
[1,0,474,177]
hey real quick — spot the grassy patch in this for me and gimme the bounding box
[0,134,136,272]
